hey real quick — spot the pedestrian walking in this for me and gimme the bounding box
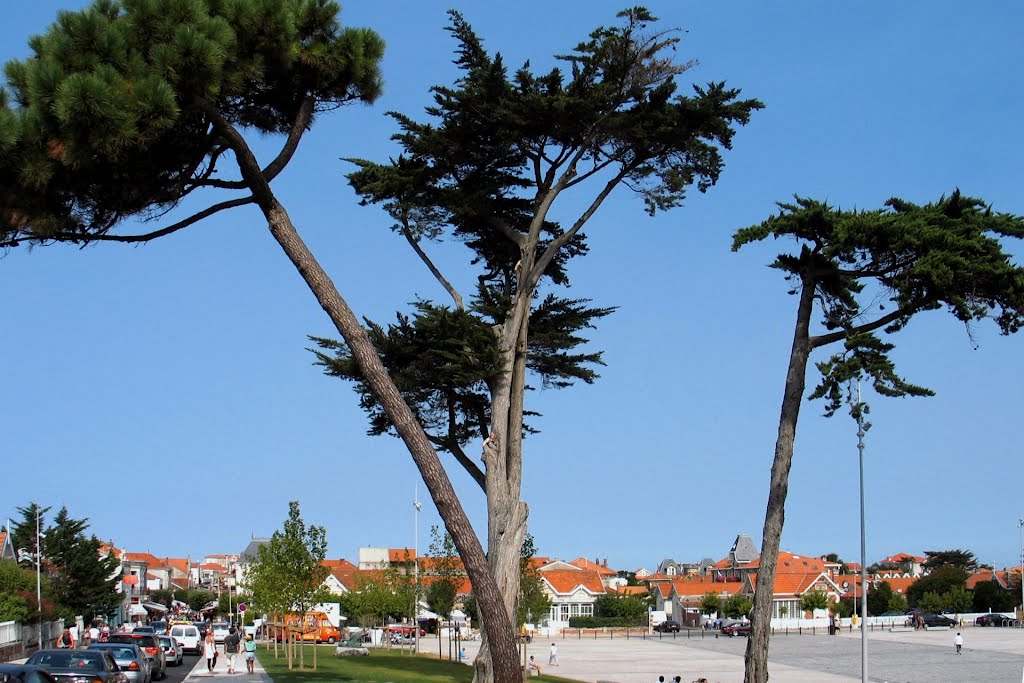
[204,630,218,673]
[223,627,241,673]
[954,632,964,654]
[244,634,257,674]
[549,642,558,666]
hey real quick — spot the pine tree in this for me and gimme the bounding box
[733,192,1024,683]
[316,11,760,677]
[43,507,122,623]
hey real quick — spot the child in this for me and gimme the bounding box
[244,634,257,673]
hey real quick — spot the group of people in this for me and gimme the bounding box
[657,678,708,683]
[203,626,257,675]
[55,621,115,649]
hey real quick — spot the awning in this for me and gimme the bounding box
[143,602,168,613]
[128,604,147,616]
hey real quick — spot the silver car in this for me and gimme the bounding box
[86,643,151,683]
[157,637,182,667]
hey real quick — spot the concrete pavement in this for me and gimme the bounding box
[440,626,1024,682]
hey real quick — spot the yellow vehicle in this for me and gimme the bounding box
[267,612,340,644]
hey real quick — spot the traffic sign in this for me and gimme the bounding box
[238,603,248,612]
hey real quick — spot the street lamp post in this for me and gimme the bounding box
[414,488,422,655]
[36,508,42,651]
[855,382,868,683]
[1018,518,1024,619]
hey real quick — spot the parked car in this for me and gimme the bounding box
[0,663,59,683]
[653,620,681,633]
[211,622,231,644]
[87,643,151,683]
[106,633,167,680]
[722,621,752,637]
[919,613,956,627]
[975,613,1012,627]
[25,649,126,683]
[157,636,183,666]
[169,624,202,654]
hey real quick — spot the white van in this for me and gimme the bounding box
[169,623,202,654]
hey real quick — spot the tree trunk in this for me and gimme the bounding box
[247,193,522,682]
[743,278,815,683]
[473,312,530,683]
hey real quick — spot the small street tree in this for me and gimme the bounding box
[732,192,1024,683]
[723,595,752,619]
[919,591,944,614]
[701,593,722,617]
[867,581,895,617]
[799,590,829,615]
[247,502,330,670]
[944,586,972,616]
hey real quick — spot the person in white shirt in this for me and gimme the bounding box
[954,632,964,654]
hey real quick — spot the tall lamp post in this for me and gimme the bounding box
[855,383,868,683]
[414,488,422,655]
[36,508,43,651]
[1018,518,1024,619]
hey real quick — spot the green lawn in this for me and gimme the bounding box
[257,646,575,683]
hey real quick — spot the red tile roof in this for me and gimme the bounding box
[749,572,835,596]
[542,570,606,596]
[388,548,415,563]
[568,558,617,576]
[879,553,925,565]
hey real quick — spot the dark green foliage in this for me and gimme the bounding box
[734,192,1024,416]
[321,8,760,484]
[906,565,968,607]
[700,592,721,616]
[592,593,647,625]
[568,616,640,628]
[42,507,122,623]
[799,590,829,613]
[723,594,752,618]
[923,549,979,573]
[867,580,894,617]
[426,579,456,620]
[972,580,1014,613]
[10,503,50,558]
[516,533,551,626]
[0,559,59,623]
[1,0,383,245]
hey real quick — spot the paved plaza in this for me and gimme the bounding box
[453,627,1024,682]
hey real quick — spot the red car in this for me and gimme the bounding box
[721,622,751,637]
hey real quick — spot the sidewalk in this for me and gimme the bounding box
[183,648,272,683]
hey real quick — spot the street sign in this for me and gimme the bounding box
[238,603,248,612]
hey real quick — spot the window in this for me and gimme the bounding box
[581,604,593,617]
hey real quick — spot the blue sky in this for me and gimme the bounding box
[2,1,1022,574]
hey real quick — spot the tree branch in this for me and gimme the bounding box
[399,216,464,310]
[193,97,315,190]
[809,306,913,349]
[527,169,627,285]
[37,197,255,245]
[448,441,486,491]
